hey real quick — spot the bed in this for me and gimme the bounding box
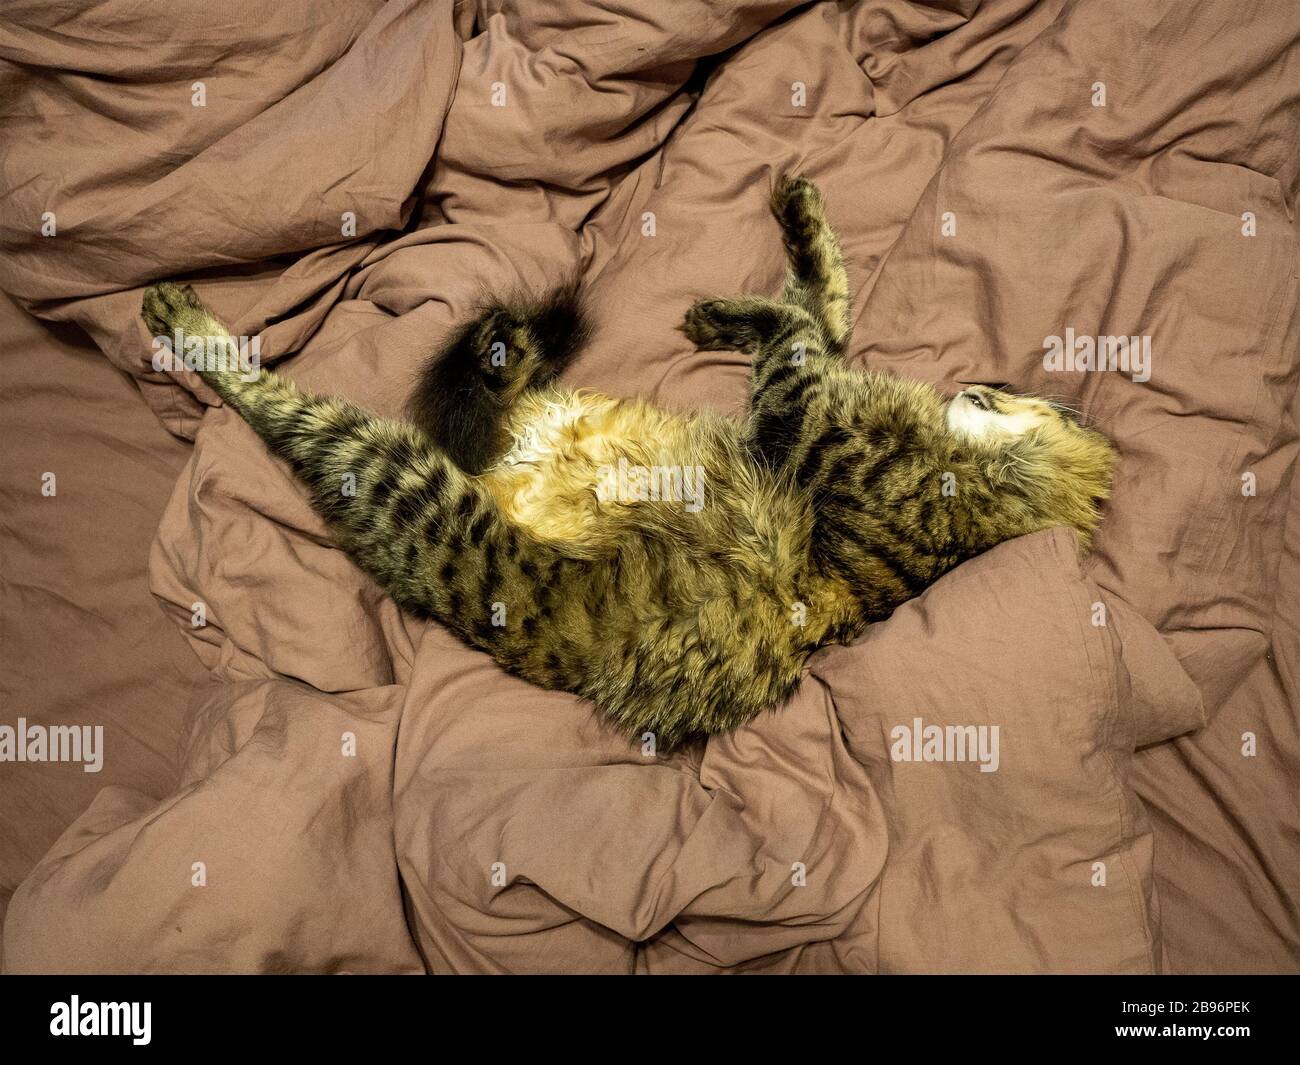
[1,0,1296,973]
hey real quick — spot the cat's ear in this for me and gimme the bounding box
[983,439,1050,495]
[984,456,1023,490]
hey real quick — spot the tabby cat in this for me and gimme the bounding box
[141,177,1115,747]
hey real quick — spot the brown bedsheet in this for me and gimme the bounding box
[0,293,208,954]
[1,0,1296,973]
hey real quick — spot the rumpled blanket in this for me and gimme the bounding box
[2,0,1296,972]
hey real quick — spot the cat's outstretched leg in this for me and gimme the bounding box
[679,176,850,357]
[680,176,853,471]
[770,174,851,354]
[408,285,589,474]
[142,282,576,636]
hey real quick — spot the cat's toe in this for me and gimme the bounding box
[770,174,823,231]
[142,284,175,339]
[142,282,209,341]
[680,299,732,350]
[142,282,193,336]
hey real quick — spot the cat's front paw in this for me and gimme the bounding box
[680,295,786,354]
[680,298,737,350]
[770,174,825,235]
[141,282,209,342]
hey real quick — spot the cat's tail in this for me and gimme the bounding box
[141,281,568,636]
[408,283,590,475]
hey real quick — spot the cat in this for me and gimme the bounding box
[141,176,1116,748]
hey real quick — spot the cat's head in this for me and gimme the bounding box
[946,385,1117,547]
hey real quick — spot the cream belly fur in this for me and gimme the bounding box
[483,388,699,547]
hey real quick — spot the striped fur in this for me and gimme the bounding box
[141,176,1116,747]
[407,284,588,474]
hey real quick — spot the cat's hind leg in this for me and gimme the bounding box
[408,285,589,475]
[143,282,295,426]
[143,282,488,613]
[770,175,851,353]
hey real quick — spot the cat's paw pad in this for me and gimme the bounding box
[141,282,206,341]
[680,299,737,350]
[770,174,824,236]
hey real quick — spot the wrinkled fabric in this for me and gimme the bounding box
[1,0,1297,973]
